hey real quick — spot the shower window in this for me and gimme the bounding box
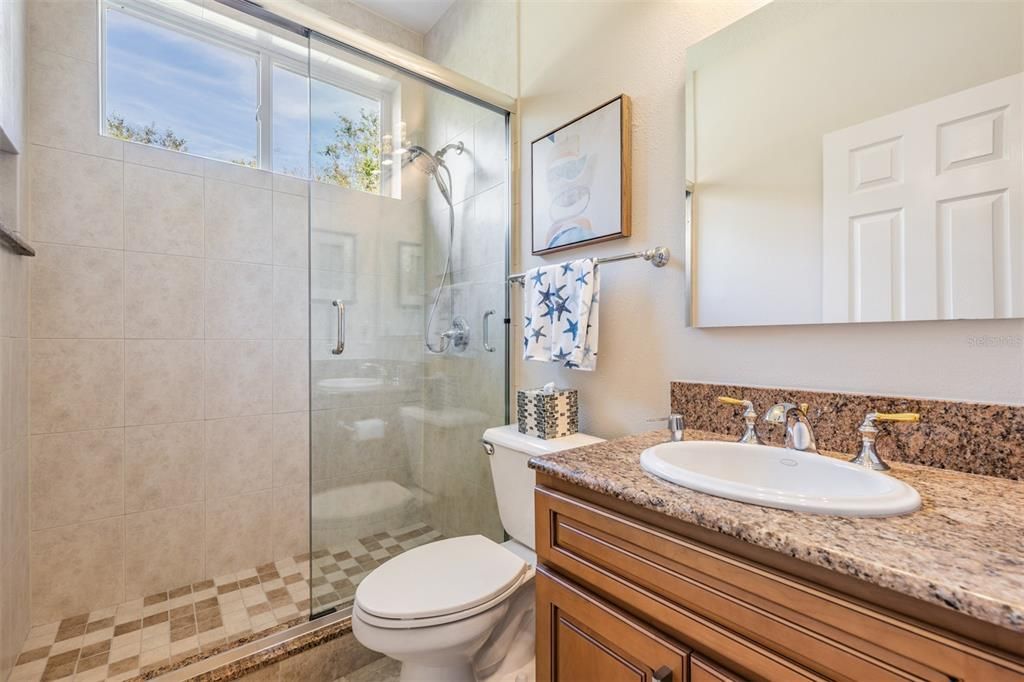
[101,0,396,195]
[272,64,310,177]
[310,79,386,194]
[102,2,260,165]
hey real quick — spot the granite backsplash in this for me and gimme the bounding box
[671,382,1024,480]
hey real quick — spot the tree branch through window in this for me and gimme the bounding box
[316,108,381,194]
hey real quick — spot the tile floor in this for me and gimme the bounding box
[338,655,401,681]
[9,523,441,682]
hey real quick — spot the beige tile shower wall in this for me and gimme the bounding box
[0,0,32,678]
[23,0,312,625]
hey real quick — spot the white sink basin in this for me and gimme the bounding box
[640,440,921,517]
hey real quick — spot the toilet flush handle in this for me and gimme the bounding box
[480,439,495,456]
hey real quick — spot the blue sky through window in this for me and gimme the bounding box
[104,5,384,189]
[104,8,259,164]
[272,65,309,177]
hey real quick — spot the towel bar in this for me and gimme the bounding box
[507,246,669,285]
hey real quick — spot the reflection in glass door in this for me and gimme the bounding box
[306,33,509,617]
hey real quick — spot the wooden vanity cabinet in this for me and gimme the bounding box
[537,568,688,682]
[534,475,1024,682]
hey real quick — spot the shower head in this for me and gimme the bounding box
[405,145,440,175]
[404,141,464,175]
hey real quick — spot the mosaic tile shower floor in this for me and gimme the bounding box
[9,523,442,682]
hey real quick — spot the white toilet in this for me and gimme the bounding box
[352,425,604,682]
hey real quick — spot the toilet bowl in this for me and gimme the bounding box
[351,426,604,682]
[352,535,534,681]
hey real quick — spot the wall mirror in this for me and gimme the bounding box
[685,0,1023,327]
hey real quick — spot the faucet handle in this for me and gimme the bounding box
[719,396,758,416]
[718,396,762,445]
[851,411,921,470]
[858,411,921,433]
[872,412,920,423]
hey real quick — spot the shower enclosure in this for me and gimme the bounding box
[7,1,510,679]
[305,32,511,619]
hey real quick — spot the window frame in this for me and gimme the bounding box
[100,0,399,196]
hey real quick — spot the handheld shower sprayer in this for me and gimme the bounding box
[404,141,467,354]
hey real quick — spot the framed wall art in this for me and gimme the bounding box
[531,94,631,255]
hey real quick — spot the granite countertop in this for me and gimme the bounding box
[528,429,1024,633]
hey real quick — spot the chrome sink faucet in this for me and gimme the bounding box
[764,402,817,452]
[717,396,763,444]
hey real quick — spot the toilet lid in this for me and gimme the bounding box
[355,535,528,621]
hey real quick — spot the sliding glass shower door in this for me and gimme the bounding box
[306,33,510,618]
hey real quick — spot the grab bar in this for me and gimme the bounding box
[332,300,345,355]
[482,309,496,352]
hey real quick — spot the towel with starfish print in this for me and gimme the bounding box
[522,258,600,371]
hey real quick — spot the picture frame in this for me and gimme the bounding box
[530,94,632,256]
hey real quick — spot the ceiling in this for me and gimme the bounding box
[351,0,456,34]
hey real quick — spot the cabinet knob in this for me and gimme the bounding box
[653,665,672,682]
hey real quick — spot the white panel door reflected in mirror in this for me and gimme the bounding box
[685,0,1023,328]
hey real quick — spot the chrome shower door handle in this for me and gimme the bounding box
[482,309,496,352]
[332,300,345,355]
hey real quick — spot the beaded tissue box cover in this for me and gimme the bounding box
[517,387,579,439]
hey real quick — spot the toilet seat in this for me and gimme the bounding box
[354,535,531,630]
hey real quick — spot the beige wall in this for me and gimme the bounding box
[301,0,424,54]
[425,0,518,96]
[0,0,31,674]
[514,0,1024,447]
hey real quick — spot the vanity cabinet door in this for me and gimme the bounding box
[537,566,688,682]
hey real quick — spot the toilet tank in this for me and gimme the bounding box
[482,425,604,550]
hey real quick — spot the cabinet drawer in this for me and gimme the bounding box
[690,654,743,682]
[536,485,1022,681]
[537,566,688,682]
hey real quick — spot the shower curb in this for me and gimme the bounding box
[146,612,353,681]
